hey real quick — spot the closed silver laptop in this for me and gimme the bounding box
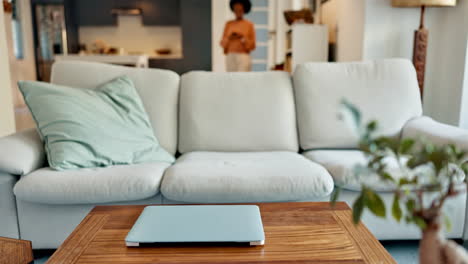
[125,205,265,247]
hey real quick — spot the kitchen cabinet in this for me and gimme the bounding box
[56,55,149,68]
[179,0,211,71]
[147,0,211,74]
[75,0,116,26]
[285,24,328,72]
[140,0,180,26]
[73,0,180,26]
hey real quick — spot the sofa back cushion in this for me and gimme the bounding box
[51,61,179,155]
[293,59,422,150]
[179,71,299,153]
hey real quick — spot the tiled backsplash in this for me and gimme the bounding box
[79,16,182,56]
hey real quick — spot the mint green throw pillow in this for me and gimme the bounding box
[18,76,175,170]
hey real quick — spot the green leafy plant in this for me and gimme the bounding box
[332,100,468,231]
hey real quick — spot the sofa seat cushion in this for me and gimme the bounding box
[14,162,170,205]
[303,150,404,192]
[161,152,334,203]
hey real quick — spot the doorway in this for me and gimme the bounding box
[211,0,280,72]
[245,0,273,71]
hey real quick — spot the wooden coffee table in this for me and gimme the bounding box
[47,202,395,263]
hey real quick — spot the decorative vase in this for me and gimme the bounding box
[419,216,468,264]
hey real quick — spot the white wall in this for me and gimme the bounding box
[337,0,420,61]
[79,16,182,56]
[336,0,365,61]
[291,0,305,10]
[291,24,328,70]
[362,0,467,126]
[0,7,16,136]
[362,1,421,60]
[273,0,295,65]
[338,0,467,127]
[5,0,37,108]
[211,0,231,72]
[458,40,468,128]
[424,0,468,126]
[322,0,338,44]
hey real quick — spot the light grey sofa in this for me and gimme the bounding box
[1,59,467,249]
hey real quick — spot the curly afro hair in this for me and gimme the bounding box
[229,0,252,14]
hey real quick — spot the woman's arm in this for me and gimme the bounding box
[244,22,256,52]
[220,22,230,50]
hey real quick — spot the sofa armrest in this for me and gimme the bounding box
[0,129,46,175]
[402,116,468,150]
[0,172,20,238]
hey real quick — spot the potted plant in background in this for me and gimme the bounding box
[332,100,468,264]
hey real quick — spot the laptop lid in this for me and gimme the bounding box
[125,205,265,246]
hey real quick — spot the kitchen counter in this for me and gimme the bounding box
[55,55,150,68]
[149,53,183,59]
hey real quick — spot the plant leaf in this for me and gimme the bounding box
[368,155,385,169]
[428,149,446,174]
[462,162,468,181]
[444,214,452,232]
[399,178,417,186]
[375,137,399,153]
[381,172,396,183]
[399,138,415,154]
[406,199,416,213]
[391,196,402,222]
[405,215,412,224]
[352,194,365,224]
[330,187,341,207]
[341,99,362,129]
[364,188,386,218]
[413,216,427,230]
[407,156,427,169]
[425,143,435,154]
[366,121,378,135]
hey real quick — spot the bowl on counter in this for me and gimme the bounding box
[155,48,172,55]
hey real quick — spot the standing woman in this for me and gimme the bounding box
[220,0,256,72]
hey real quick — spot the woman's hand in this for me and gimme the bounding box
[229,32,244,40]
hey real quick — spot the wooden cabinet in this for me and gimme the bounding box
[284,24,328,72]
[140,0,180,26]
[75,0,117,26]
[74,0,180,26]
